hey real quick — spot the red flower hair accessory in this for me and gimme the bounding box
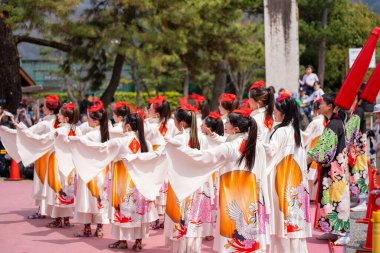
[190,93,205,102]
[208,111,221,120]
[232,107,252,117]
[62,102,75,110]
[239,99,250,109]
[115,101,130,110]
[219,93,236,103]
[179,102,196,112]
[249,80,266,91]
[315,98,323,103]
[277,92,292,102]
[148,96,166,109]
[88,100,104,112]
[45,95,60,108]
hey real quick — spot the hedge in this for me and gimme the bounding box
[32,91,183,109]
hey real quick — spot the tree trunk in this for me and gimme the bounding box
[318,4,328,88]
[183,67,190,97]
[0,16,21,114]
[100,54,125,107]
[211,61,228,110]
[131,57,141,107]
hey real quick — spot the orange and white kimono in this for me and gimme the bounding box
[67,132,159,241]
[164,129,213,253]
[302,114,326,200]
[55,125,110,225]
[165,133,268,253]
[263,125,312,253]
[250,107,273,143]
[145,118,174,215]
[16,123,80,218]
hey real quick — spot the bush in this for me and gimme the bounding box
[32,91,183,109]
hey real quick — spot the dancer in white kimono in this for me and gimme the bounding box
[62,112,158,251]
[164,104,212,253]
[165,107,268,253]
[263,93,312,253]
[218,93,239,126]
[248,80,275,142]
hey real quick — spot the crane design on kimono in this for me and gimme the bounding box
[227,200,259,241]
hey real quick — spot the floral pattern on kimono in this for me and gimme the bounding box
[308,119,350,233]
[346,112,368,196]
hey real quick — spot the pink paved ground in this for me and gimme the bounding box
[0,180,343,253]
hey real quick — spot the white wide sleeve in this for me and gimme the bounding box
[166,140,231,201]
[120,152,168,201]
[301,121,316,148]
[54,134,76,177]
[69,137,124,183]
[16,126,54,166]
[0,126,22,163]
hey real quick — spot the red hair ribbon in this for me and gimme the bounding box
[219,93,236,103]
[62,102,75,110]
[190,93,205,102]
[45,95,60,108]
[277,92,291,102]
[180,102,196,112]
[148,96,166,109]
[115,101,129,110]
[315,98,323,103]
[88,100,104,112]
[239,99,250,109]
[208,111,221,120]
[134,109,145,121]
[264,114,274,130]
[249,80,266,91]
[232,107,252,117]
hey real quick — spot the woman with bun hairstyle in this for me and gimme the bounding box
[263,93,311,252]
[248,80,275,142]
[165,107,268,253]
[308,93,350,245]
[218,93,239,126]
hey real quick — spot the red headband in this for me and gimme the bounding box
[179,102,196,112]
[239,99,250,109]
[45,95,59,108]
[62,102,75,110]
[249,80,266,91]
[232,108,252,117]
[208,111,221,120]
[277,92,291,102]
[88,100,104,112]
[315,98,323,103]
[219,93,236,103]
[115,101,129,110]
[148,96,166,109]
[190,93,205,102]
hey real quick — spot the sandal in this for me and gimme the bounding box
[46,218,63,228]
[132,239,142,252]
[28,213,46,219]
[205,236,214,241]
[94,227,103,238]
[63,217,74,228]
[74,224,92,237]
[108,240,128,249]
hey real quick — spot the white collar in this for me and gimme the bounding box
[251,107,266,116]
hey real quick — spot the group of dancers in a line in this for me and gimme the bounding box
[0,80,369,252]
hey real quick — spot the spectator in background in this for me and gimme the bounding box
[79,94,90,115]
[299,65,319,96]
[298,87,311,128]
[16,102,32,127]
[302,81,325,104]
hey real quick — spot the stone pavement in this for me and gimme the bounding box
[0,179,348,253]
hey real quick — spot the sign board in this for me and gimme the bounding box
[349,48,376,68]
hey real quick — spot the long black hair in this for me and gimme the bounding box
[174,108,200,150]
[154,100,171,128]
[270,97,301,147]
[198,100,210,120]
[124,113,148,153]
[88,103,109,143]
[205,116,224,136]
[228,113,258,171]
[249,87,275,122]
